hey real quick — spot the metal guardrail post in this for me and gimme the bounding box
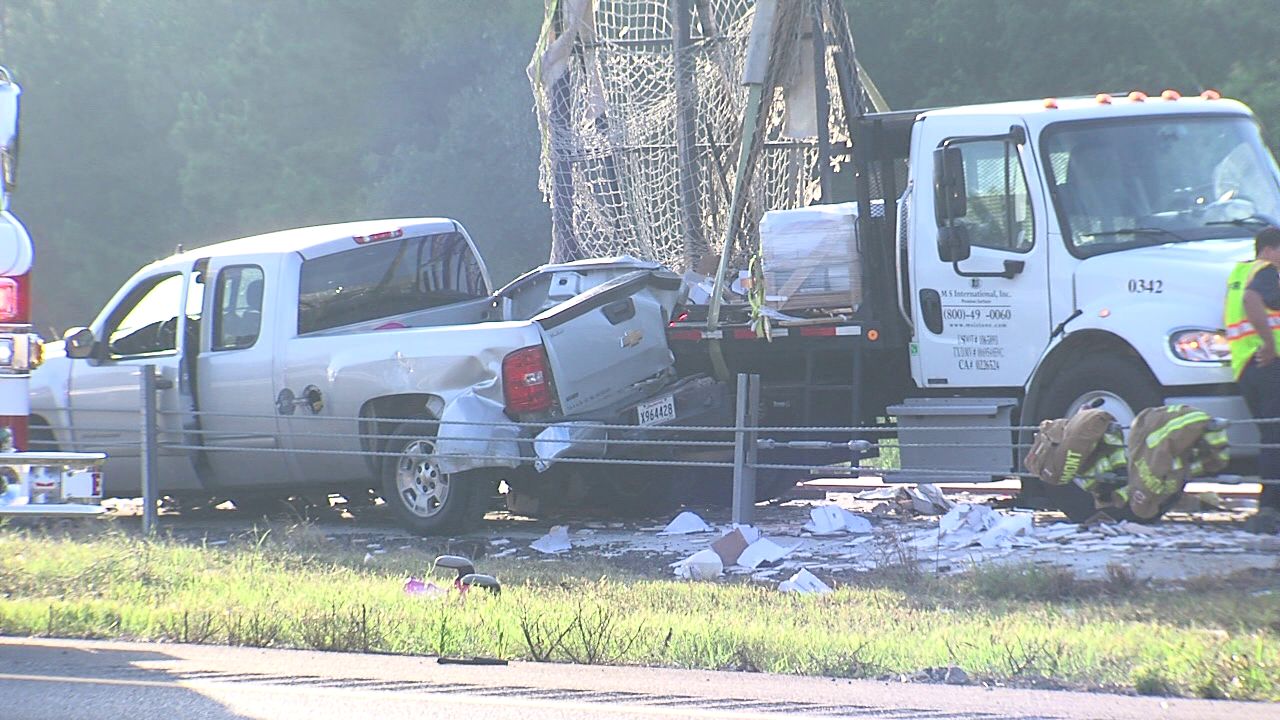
[140,364,159,536]
[732,373,760,525]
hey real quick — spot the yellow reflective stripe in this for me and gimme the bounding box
[1145,411,1211,449]
[1227,314,1280,339]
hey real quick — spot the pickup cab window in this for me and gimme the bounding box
[213,265,264,350]
[106,274,185,357]
[297,232,487,334]
[105,272,204,358]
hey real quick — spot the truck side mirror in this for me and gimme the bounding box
[937,225,972,263]
[933,146,967,226]
[63,327,96,359]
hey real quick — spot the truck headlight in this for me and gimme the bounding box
[0,338,13,367]
[1170,329,1230,362]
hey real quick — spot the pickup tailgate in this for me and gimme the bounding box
[533,269,683,417]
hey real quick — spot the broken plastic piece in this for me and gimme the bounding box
[459,573,502,596]
[435,554,477,577]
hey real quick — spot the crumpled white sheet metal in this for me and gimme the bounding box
[533,422,606,472]
[434,389,522,475]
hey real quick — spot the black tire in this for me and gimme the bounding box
[379,419,490,535]
[1030,355,1165,523]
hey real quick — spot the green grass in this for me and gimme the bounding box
[2,524,1279,700]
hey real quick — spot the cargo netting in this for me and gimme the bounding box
[528,0,869,273]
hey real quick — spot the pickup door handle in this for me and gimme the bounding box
[602,298,636,325]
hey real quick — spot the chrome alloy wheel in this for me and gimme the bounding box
[394,438,450,518]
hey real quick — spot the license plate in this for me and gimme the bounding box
[637,394,676,426]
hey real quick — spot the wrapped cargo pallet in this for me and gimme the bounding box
[758,202,862,311]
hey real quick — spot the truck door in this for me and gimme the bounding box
[194,253,291,489]
[910,119,1050,389]
[67,269,202,495]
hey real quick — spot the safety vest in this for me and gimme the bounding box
[1224,259,1280,379]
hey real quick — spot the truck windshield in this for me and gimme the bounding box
[1042,115,1280,257]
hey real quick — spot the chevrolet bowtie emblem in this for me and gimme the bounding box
[621,329,644,348]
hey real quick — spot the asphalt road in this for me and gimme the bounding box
[3,637,1274,720]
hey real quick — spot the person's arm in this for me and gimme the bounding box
[1245,288,1277,365]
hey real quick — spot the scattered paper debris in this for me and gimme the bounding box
[977,513,1034,548]
[913,484,954,514]
[737,537,799,569]
[530,525,572,554]
[778,568,832,594]
[896,484,953,515]
[711,527,751,566]
[854,487,900,500]
[803,505,873,535]
[673,548,724,580]
[659,511,714,535]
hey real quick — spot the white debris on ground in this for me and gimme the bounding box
[658,510,714,535]
[802,505,873,535]
[778,568,832,594]
[672,548,723,580]
[149,482,1280,586]
[529,524,572,554]
[469,484,1280,585]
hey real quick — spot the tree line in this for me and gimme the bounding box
[5,0,1279,332]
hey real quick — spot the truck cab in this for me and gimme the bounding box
[901,93,1267,449]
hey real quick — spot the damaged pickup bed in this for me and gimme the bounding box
[30,218,727,534]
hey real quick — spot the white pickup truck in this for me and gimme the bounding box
[31,218,721,533]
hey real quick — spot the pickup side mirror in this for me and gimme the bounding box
[63,326,96,359]
[937,225,972,263]
[933,146,967,226]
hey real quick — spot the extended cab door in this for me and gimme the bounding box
[279,227,493,485]
[194,253,291,488]
[533,270,683,417]
[910,118,1051,389]
[67,268,203,495]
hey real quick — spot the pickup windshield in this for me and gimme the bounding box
[298,232,488,334]
[1042,115,1280,257]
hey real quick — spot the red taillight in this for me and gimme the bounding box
[502,345,554,414]
[0,276,20,323]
